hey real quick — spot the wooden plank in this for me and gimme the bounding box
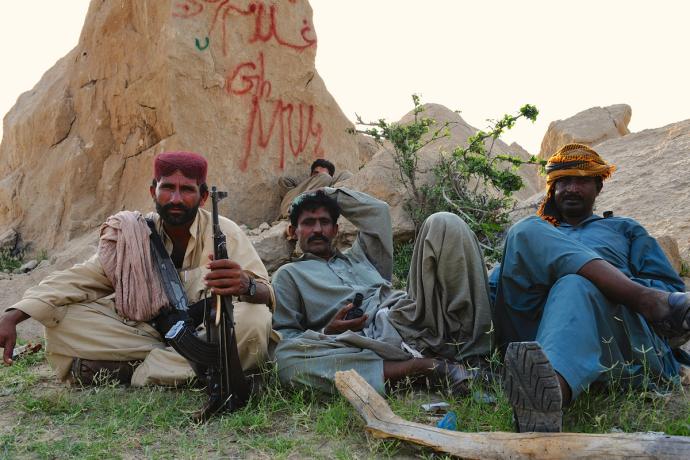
[334,369,690,459]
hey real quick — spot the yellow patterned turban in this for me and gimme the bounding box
[537,143,616,225]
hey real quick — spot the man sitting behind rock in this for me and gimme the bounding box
[494,143,690,432]
[0,151,275,386]
[272,187,493,395]
[277,159,353,219]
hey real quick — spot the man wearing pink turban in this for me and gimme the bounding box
[0,151,276,387]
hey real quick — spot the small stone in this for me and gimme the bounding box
[0,228,18,251]
[258,222,271,231]
[472,391,497,405]
[0,272,11,280]
[678,365,690,386]
[37,259,51,270]
[19,259,38,273]
[248,221,293,273]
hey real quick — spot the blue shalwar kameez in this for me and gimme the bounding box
[491,214,687,398]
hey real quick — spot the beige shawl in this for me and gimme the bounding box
[98,211,168,321]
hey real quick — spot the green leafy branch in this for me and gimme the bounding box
[355,95,453,206]
[355,96,543,262]
[429,104,543,260]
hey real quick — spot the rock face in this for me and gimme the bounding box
[355,132,380,166]
[656,235,683,274]
[0,228,18,253]
[516,116,690,267]
[0,0,358,251]
[339,104,541,241]
[518,104,634,212]
[247,220,294,273]
[539,104,632,159]
[593,119,690,261]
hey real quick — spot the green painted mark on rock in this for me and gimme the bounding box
[195,37,210,51]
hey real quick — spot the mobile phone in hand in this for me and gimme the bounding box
[344,293,364,320]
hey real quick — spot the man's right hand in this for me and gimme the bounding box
[323,303,368,335]
[0,310,29,365]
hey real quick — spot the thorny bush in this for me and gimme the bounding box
[356,95,542,262]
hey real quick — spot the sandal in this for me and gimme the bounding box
[650,293,690,343]
[70,358,141,386]
[428,361,476,396]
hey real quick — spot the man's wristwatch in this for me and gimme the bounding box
[246,277,257,297]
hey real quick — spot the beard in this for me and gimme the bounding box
[556,194,592,217]
[155,200,200,226]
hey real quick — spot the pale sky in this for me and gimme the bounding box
[2,1,690,154]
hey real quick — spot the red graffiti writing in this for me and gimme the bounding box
[172,0,204,18]
[248,3,316,51]
[227,52,323,171]
[173,0,316,56]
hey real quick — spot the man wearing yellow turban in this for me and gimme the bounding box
[491,143,690,432]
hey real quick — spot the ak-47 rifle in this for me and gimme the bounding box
[196,186,251,421]
[156,186,250,422]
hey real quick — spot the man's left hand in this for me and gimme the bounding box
[204,255,250,296]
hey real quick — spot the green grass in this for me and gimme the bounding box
[680,258,690,277]
[392,241,414,290]
[1,350,688,459]
[0,248,48,273]
[0,341,43,392]
[36,249,49,263]
[565,382,690,435]
[0,248,23,273]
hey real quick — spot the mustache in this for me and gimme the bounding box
[160,203,191,212]
[308,235,330,243]
[155,199,199,226]
[561,193,583,200]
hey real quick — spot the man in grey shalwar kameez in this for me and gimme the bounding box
[272,187,493,394]
[277,159,353,219]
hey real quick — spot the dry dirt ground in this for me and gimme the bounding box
[0,232,99,342]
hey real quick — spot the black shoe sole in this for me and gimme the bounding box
[503,341,562,432]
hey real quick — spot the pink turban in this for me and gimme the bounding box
[153,151,208,184]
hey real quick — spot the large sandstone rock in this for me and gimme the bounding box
[355,132,380,166]
[0,0,358,252]
[539,104,632,159]
[247,220,294,273]
[594,119,690,260]
[515,117,690,265]
[656,235,683,275]
[0,228,18,253]
[339,104,541,241]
